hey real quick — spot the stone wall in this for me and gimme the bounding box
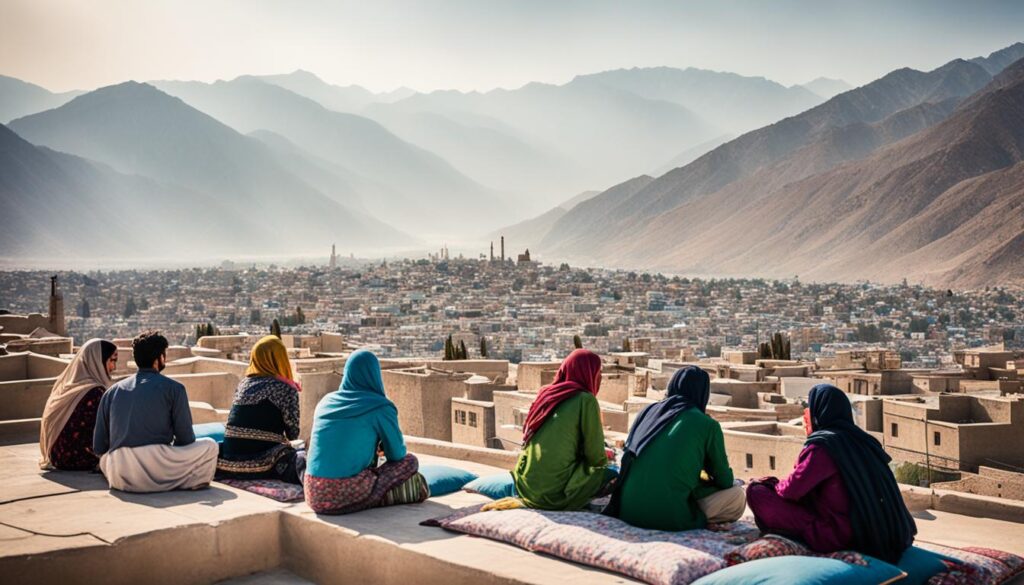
[721,422,806,479]
[451,398,496,448]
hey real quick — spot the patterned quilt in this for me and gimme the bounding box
[423,506,1024,585]
[219,478,305,502]
[423,505,761,584]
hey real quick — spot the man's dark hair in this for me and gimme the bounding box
[132,330,168,368]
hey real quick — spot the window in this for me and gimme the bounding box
[891,423,899,437]
[769,456,776,470]
[454,411,459,424]
[745,453,753,468]
[933,431,941,446]
[469,412,478,428]
[454,410,466,426]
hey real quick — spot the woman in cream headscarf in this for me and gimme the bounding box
[216,336,305,484]
[40,338,117,470]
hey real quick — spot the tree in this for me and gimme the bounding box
[123,296,137,318]
[479,337,488,358]
[459,340,469,360]
[78,299,91,318]
[296,306,306,325]
[270,319,282,338]
[444,334,455,360]
[249,308,261,325]
[573,334,583,349]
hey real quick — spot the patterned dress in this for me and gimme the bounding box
[216,376,305,484]
[49,386,104,471]
[305,453,426,515]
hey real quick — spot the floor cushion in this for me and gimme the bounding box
[193,422,226,443]
[896,546,953,585]
[463,472,516,500]
[917,543,1024,585]
[691,555,907,585]
[423,505,761,585]
[418,464,478,497]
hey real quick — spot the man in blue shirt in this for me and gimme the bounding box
[94,331,218,492]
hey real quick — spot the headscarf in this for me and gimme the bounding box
[605,366,711,517]
[804,384,916,562]
[39,339,116,468]
[246,335,300,392]
[317,349,396,421]
[521,349,603,444]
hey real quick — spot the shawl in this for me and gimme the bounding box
[804,384,916,563]
[521,349,602,444]
[318,349,396,421]
[246,335,300,392]
[39,339,115,467]
[605,366,711,516]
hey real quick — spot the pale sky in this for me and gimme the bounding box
[2,0,1022,94]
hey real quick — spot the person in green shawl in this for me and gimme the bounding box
[606,366,745,531]
[304,349,428,514]
[510,349,614,511]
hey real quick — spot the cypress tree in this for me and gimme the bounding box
[271,319,282,338]
[480,337,488,358]
[573,334,583,349]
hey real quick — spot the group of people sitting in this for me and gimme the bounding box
[39,332,427,511]
[40,338,916,561]
[500,348,916,563]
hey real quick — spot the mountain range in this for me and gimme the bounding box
[5,82,410,259]
[522,42,1024,286]
[4,43,1023,285]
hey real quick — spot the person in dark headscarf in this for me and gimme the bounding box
[605,366,744,531]
[511,349,613,510]
[747,384,916,562]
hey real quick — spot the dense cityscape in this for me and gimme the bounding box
[2,254,1021,364]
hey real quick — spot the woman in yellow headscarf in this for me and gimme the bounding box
[217,336,306,484]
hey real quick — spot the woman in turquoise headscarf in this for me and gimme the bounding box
[304,350,428,514]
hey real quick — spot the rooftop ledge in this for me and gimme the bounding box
[1,440,1023,585]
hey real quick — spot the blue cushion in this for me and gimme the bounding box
[193,422,225,443]
[896,546,949,585]
[463,472,516,500]
[690,555,906,585]
[418,464,478,496]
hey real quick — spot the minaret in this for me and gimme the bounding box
[490,241,494,262]
[48,275,65,336]
[500,236,505,263]
[329,244,337,269]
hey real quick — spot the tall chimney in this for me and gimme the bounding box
[48,275,65,336]
[500,236,505,262]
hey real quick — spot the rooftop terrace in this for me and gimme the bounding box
[3,438,1024,585]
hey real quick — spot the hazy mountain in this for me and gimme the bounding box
[8,82,410,254]
[0,123,236,259]
[800,77,853,99]
[152,76,506,235]
[365,107,577,200]
[569,67,824,135]
[488,190,600,250]
[539,175,654,253]
[0,75,81,123]
[542,50,1012,264]
[638,56,1024,286]
[375,79,719,199]
[651,134,734,176]
[258,70,416,111]
[257,70,379,112]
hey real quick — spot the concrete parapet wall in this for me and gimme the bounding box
[0,377,59,420]
[405,436,518,469]
[0,512,281,585]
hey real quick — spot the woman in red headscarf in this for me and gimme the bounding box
[512,349,614,510]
